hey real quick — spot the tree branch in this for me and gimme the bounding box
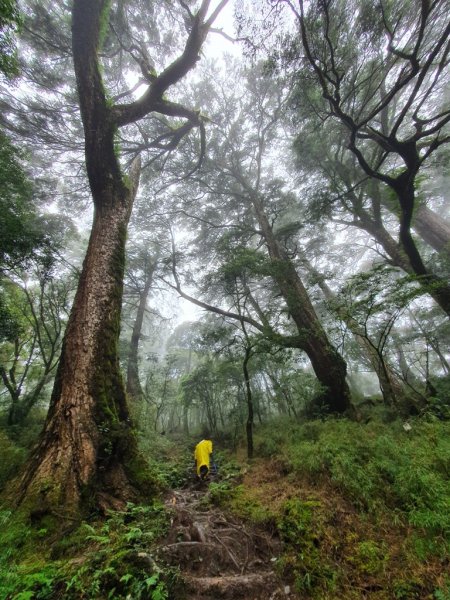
[113,1,229,127]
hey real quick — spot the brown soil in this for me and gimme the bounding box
[157,484,298,600]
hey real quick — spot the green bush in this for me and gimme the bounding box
[0,431,26,490]
[207,480,235,505]
[0,510,39,599]
[348,540,389,575]
[277,498,337,594]
[137,432,192,488]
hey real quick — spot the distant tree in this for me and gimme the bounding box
[180,360,222,436]
[166,321,204,434]
[142,353,180,433]
[299,254,412,407]
[124,245,160,403]
[335,265,429,412]
[0,131,50,272]
[0,129,57,373]
[237,322,255,459]
[0,267,72,426]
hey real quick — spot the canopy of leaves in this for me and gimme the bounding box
[0,0,21,77]
[0,131,50,271]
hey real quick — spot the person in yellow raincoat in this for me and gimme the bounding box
[194,436,213,480]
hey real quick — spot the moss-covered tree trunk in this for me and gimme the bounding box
[15,0,222,516]
[16,194,142,514]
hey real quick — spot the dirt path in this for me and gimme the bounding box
[156,484,296,600]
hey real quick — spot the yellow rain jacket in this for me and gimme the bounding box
[194,439,213,476]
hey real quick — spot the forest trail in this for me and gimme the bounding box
[156,483,297,600]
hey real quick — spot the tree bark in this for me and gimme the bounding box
[413,203,450,257]
[13,0,221,516]
[16,195,144,515]
[251,194,352,413]
[126,262,155,401]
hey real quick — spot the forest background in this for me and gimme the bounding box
[0,0,449,598]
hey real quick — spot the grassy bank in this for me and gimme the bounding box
[0,417,449,599]
[207,417,450,599]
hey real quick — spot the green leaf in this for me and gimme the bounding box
[144,574,159,588]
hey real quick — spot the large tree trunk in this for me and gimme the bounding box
[251,194,352,413]
[14,1,144,516]
[342,179,450,314]
[13,0,218,516]
[360,161,450,317]
[394,176,450,317]
[409,204,450,256]
[16,194,147,515]
[358,212,450,318]
[367,175,450,257]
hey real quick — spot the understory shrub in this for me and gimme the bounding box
[255,418,450,549]
[0,431,26,490]
[0,503,174,600]
[277,497,337,594]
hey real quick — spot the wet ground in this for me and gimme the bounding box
[156,483,297,599]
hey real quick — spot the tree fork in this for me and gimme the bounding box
[11,0,226,517]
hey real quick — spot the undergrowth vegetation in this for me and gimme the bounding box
[228,416,450,599]
[0,502,173,600]
[260,417,450,545]
[0,415,448,599]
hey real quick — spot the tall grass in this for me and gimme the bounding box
[255,417,450,545]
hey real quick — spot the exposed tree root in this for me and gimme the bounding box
[183,572,279,599]
[158,487,297,599]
